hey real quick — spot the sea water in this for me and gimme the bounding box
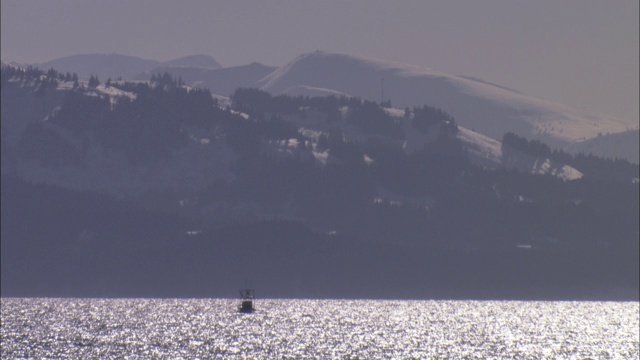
[1,298,638,359]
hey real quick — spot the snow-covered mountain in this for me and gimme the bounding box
[27,51,637,162]
[3,63,638,301]
[287,105,584,181]
[0,75,584,201]
[255,51,635,153]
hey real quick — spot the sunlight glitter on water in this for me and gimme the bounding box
[1,298,638,359]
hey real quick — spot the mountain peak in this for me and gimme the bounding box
[256,51,632,150]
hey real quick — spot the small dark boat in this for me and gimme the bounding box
[238,289,255,313]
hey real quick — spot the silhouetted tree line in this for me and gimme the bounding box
[232,88,388,120]
[347,100,404,138]
[411,104,458,135]
[1,64,79,87]
[45,73,246,163]
[88,74,100,88]
[231,88,458,140]
[502,132,639,182]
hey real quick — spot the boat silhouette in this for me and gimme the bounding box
[238,289,255,313]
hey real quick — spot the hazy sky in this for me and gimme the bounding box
[2,0,638,123]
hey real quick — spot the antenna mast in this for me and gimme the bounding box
[381,77,384,106]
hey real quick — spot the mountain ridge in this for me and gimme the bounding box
[34,53,223,81]
[18,51,639,152]
[5,50,638,162]
[135,62,277,97]
[161,54,222,69]
[255,51,635,153]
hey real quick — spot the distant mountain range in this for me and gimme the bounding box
[1,65,638,300]
[134,62,277,97]
[565,130,639,164]
[12,51,640,163]
[0,70,586,197]
[255,51,636,152]
[31,53,221,81]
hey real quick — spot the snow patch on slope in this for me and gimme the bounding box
[457,127,503,167]
[281,85,349,98]
[457,126,582,180]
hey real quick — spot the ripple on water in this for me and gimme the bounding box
[1,298,638,358]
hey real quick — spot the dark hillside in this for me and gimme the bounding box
[1,67,638,300]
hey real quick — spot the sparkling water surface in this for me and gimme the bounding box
[1,298,638,359]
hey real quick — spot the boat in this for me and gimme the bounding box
[238,289,255,313]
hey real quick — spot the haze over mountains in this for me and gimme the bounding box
[30,53,221,81]
[135,62,277,98]
[26,51,638,163]
[255,51,635,152]
[565,130,640,164]
[1,59,638,299]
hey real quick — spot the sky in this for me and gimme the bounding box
[2,0,638,123]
